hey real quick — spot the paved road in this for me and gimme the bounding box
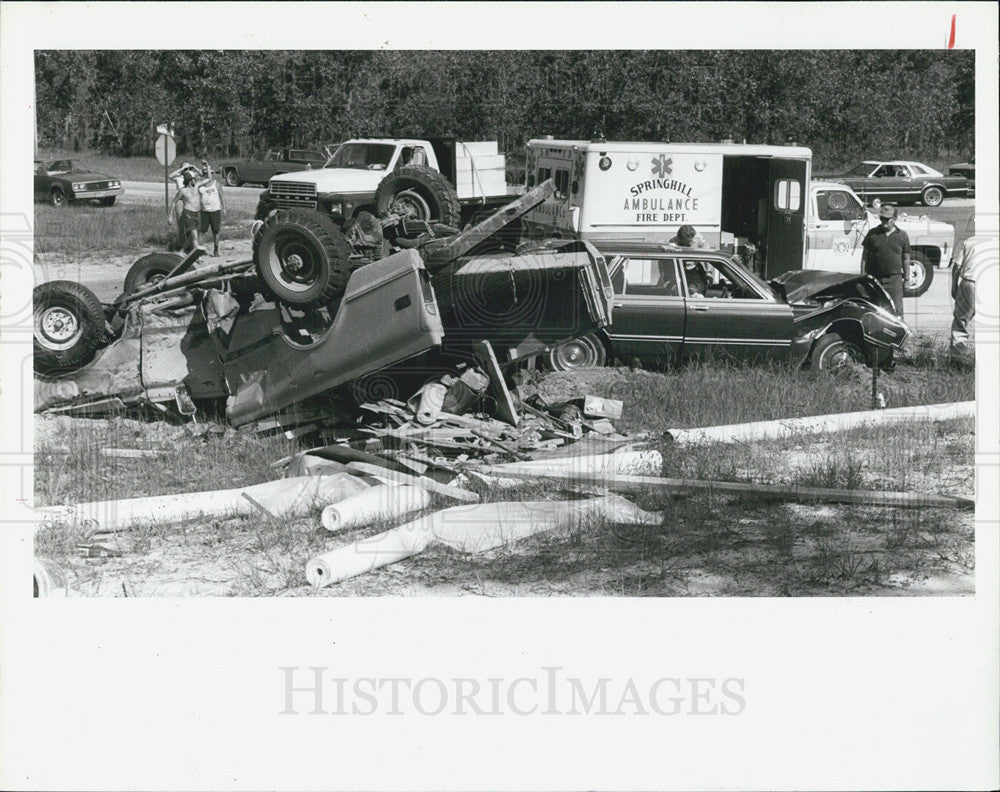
[122,179,263,211]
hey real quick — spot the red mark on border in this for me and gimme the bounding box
[947,14,956,48]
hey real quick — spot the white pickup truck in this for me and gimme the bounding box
[255,137,514,231]
[809,180,954,296]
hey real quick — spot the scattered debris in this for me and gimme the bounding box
[482,469,974,510]
[38,472,372,534]
[664,401,975,445]
[321,485,431,532]
[306,494,662,587]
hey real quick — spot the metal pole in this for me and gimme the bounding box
[871,348,879,409]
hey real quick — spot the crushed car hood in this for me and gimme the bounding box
[773,270,880,304]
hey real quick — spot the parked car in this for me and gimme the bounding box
[33,159,124,207]
[543,243,909,373]
[814,161,969,207]
[948,157,975,196]
[217,147,327,187]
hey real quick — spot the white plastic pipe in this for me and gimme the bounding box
[38,472,371,533]
[665,401,975,446]
[306,494,662,587]
[486,450,662,477]
[320,485,431,532]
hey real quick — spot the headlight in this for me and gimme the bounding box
[72,182,86,191]
[109,180,120,188]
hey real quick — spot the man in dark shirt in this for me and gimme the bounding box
[861,204,910,317]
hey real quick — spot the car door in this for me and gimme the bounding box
[680,255,794,362]
[243,150,269,183]
[606,254,685,365]
[869,164,910,202]
[808,187,869,273]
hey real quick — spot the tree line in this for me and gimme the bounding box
[35,50,974,168]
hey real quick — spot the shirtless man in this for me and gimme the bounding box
[196,162,226,257]
[168,172,204,253]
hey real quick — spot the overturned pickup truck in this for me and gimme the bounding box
[34,181,614,427]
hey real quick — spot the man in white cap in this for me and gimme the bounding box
[861,204,910,317]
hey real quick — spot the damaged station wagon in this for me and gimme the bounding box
[544,243,910,372]
[33,180,614,429]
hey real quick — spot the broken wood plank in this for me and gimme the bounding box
[488,469,974,510]
[345,461,480,503]
[476,339,519,426]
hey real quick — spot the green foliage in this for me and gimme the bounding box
[35,50,975,163]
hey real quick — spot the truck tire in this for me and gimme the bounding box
[252,209,352,309]
[123,252,184,297]
[224,168,241,187]
[810,332,866,372]
[543,333,608,371]
[920,185,944,207]
[903,251,934,297]
[34,280,106,374]
[374,165,461,228]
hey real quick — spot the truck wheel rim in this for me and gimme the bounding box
[225,170,238,186]
[391,190,432,221]
[907,260,926,290]
[36,306,81,349]
[269,237,318,292]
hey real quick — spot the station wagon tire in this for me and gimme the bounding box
[920,185,944,207]
[99,197,117,207]
[224,168,241,187]
[33,280,106,374]
[50,188,67,208]
[543,333,607,371]
[811,332,866,372]
[252,209,352,308]
[374,165,462,229]
[123,252,184,297]
[903,251,934,297]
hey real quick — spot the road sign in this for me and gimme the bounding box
[155,133,176,166]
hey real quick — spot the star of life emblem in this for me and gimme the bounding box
[651,154,673,178]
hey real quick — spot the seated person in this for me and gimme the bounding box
[683,260,710,296]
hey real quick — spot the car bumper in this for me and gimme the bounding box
[72,187,124,199]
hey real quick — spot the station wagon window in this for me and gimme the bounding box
[815,189,865,222]
[773,179,801,212]
[622,258,679,297]
[683,258,763,300]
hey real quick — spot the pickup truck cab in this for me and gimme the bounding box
[809,180,954,296]
[258,137,510,227]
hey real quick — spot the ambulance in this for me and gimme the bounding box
[522,138,954,295]
[522,138,812,279]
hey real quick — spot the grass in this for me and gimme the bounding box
[34,370,975,596]
[532,350,974,435]
[34,202,256,254]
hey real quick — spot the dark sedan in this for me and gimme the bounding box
[543,244,909,372]
[34,159,124,207]
[815,160,969,207]
[217,147,326,187]
[948,157,975,196]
